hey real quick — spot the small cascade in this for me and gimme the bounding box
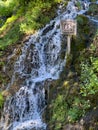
[0,11,65,130]
[0,0,97,130]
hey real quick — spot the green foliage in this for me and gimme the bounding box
[0,0,23,50]
[0,0,19,17]
[80,48,98,97]
[0,61,5,67]
[0,21,22,50]
[87,3,98,16]
[55,123,62,130]
[54,0,62,3]
[0,75,6,84]
[17,0,31,5]
[80,63,98,96]
[47,17,98,130]
[77,15,89,34]
[0,92,4,108]
[0,18,6,28]
[50,94,91,127]
[20,0,58,33]
[96,30,98,35]
[51,94,67,129]
[68,98,82,122]
[0,15,18,34]
[92,58,98,71]
[49,39,98,128]
[52,95,67,122]
[75,1,81,10]
[71,15,90,54]
[67,98,90,123]
[0,0,61,49]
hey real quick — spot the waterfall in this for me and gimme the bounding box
[0,0,96,130]
[0,12,65,130]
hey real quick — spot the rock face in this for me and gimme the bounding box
[0,43,23,91]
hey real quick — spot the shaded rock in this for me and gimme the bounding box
[82,107,98,130]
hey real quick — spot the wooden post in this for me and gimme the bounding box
[60,19,77,55]
[67,35,71,55]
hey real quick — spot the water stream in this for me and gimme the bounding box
[0,0,97,130]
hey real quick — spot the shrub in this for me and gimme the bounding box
[0,21,22,50]
[20,0,58,33]
[80,56,98,97]
[67,97,90,123]
[0,0,19,17]
[87,3,98,16]
[52,95,67,122]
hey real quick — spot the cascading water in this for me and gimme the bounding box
[0,0,97,130]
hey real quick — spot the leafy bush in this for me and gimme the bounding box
[51,94,67,130]
[0,0,62,49]
[0,21,22,50]
[20,0,58,33]
[52,95,67,122]
[87,3,98,16]
[80,55,98,97]
[67,98,90,123]
[71,15,90,53]
[50,94,91,126]
[0,0,19,17]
